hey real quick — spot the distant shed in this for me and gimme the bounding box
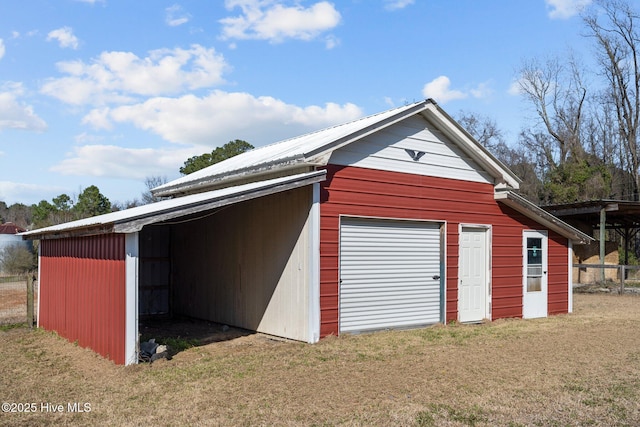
[0,222,31,273]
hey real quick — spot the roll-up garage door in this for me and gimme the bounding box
[339,217,443,333]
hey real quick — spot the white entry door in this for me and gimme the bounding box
[459,227,489,322]
[522,230,548,319]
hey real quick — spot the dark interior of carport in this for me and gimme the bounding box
[135,185,313,345]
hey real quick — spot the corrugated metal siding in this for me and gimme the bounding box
[548,233,570,315]
[339,218,441,332]
[170,186,312,342]
[39,234,126,364]
[319,165,570,337]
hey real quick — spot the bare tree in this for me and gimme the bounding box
[456,111,506,151]
[516,54,587,168]
[141,176,169,205]
[584,0,640,199]
[456,111,544,202]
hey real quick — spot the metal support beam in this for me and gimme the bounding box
[600,207,606,282]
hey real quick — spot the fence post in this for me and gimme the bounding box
[620,265,625,295]
[26,274,34,328]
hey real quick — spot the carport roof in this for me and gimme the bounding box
[21,170,326,240]
[494,190,594,245]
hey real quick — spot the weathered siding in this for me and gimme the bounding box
[319,165,569,337]
[171,186,313,342]
[39,234,126,364]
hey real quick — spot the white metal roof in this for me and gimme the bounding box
[21,170,326,240]
[153,99,521,197]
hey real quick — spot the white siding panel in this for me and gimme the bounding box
[171,186,313,342]
[329,115,493,184]
[339,218,442,333]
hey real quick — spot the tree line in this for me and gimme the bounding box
[463,0,640,206]
[0,140,254,230]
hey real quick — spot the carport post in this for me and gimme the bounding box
[599,207,605,283]
[26,274,34,328]
[125,232,139,365]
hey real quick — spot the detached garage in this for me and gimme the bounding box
[22,99,592,365]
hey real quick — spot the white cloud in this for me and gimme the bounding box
[166,4,191,27]
[0,82,47,131]
[58,94,361,179]
[421,76,492,104]
[74,132,105,144]
[508,79,524,96]
[384,0,415,11]
[422,76,482,104]
[469,81,493,99]
[40,45,230,105]
[545,0,592,19]
[0,181,64,205]
[84,90,363,147]
[324,34,340,50]
[220,0,341,43]
[50,145,200,179]
[0,39,5,60]
[47,26,80,49]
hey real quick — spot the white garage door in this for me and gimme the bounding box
[339,217,443,333]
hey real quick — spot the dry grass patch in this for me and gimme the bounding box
[1,293,639,426]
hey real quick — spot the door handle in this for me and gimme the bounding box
[432,275,441,280]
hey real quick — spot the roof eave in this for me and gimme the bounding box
[422,102,522,190]
[152,155,309,197]
[22,170,327,240]
[494,190,594,245]
[20,223,116,241]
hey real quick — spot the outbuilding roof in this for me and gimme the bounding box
[494,190,594,245]
[21,171,326,240]
[152,99,521,197]
[0,222,26,234]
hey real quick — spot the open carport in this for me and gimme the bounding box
[21,171,324,365]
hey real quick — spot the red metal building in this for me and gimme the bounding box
[23,100,592,364]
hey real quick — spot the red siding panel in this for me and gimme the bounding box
[548,233,570,315]
[319,165,570,337]
[39,234,126,364]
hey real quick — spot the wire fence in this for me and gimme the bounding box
[0,274,37,326]
[573,264,640,294]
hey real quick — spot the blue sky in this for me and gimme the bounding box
[0,0,594,206]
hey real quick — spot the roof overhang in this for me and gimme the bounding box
[152,156,312,198]
[494,190,594,245]
[419,102,521,190]
[21,170,326,240]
